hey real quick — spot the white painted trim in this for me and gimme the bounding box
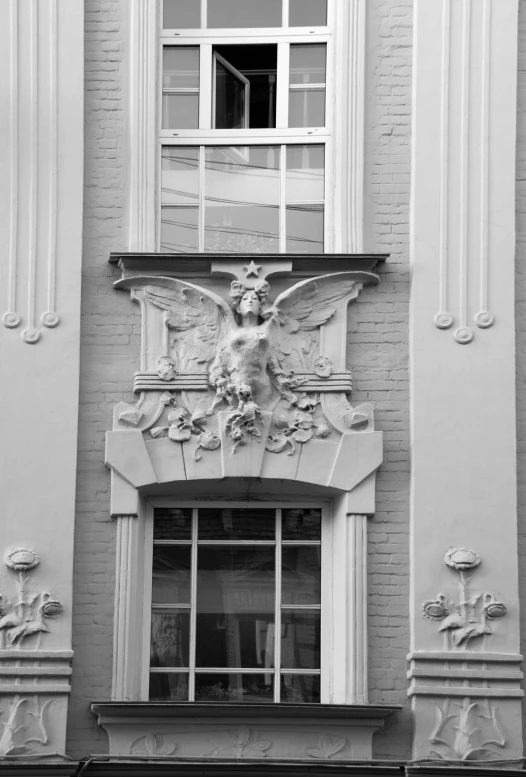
[346,513,368,704]
[331,0,365,252]
[128,0,158,251]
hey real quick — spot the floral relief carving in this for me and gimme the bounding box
[0,549,63,647]
[0,695,54,756]
[306,735,348,759]
[429,697,506,761]
[422,548,507,648]
[138,273,370,458]
[209,726,272,758]
[130,733,177,756]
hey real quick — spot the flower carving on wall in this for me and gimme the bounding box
[0,549,63,647]
[429,697,506,761]
[422,548,507,648]
[209,726,272,758]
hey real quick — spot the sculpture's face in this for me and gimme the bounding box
[238,290,260,317]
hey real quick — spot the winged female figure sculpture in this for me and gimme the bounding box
[130,271,376,454]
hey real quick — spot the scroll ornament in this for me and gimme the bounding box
[422,548,507,648]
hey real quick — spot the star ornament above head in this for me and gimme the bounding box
[243,260,262,278]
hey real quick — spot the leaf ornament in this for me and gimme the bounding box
[307,735,347,759]
[130,733,177,756]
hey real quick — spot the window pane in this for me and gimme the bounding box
[282,546,321,605]
[205,146,280,253]
[149,672,189,701]
[163,0,201,29]
[282,508,321,541]
[152,546,191,603]
[215,59,247,129]
[207,0,282,29]
[150,611,190,667]
[281,610,320,669]
[290,45,326,85]
[154,508,193,540]
[286,145,324,202]
[288,89,325,128]
[286,204,324,253]
[162,94,199,130]
[195,673,274,702]
[198,508,275,540]
[163,48,200,89]
[161,207,199,253]
[280,674,320,703]
[161,147,199,206]
[196,547,275,667]
[289,0,327,26]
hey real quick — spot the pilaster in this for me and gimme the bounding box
[0,0,84,761]
[410,0,521,764]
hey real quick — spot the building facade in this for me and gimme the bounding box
[0,0,524,774]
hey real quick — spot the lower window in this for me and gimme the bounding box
[148,505,322,703]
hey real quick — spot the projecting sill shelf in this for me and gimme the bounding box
[91,702,400,763]
[109,252,388,279]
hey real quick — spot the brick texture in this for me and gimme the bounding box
[358,0,412,759]
[516,0,526,750]
[68,0,412,760]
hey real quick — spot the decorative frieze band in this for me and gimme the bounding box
[133,371,354,395]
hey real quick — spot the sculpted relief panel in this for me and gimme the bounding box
[106,258,383,494]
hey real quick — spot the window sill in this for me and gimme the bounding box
[91,702,400,762]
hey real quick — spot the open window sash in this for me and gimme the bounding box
[212,51,250,129]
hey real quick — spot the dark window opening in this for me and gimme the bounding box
[214,45,277,129]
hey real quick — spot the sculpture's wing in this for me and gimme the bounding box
[272,271,379,331]
[270,272,378,372]
[116,276,233,372]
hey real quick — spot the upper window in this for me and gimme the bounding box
[147,505,324,703]
[159,0,332,254]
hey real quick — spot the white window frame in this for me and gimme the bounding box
[127,0,365,254]
[158,0,334,252]
[140,499,332,703]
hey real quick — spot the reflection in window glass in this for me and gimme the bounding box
[152,546,192,603]
[207,0,282,29]
[161,148,199,253]
[289,45,326,128]
[195,674,274,703]
[163,0,201,29]
[281,674,320,703]
[281,610,320,669]
[204,146,280,253]
[149,507,322,702]
[149,672,189,701]
[289,0,327,27]
[150,611,190,667]
[286,204,324,253]
[196,546,275,667]
[162,48,199,130]
[286,145,325,202]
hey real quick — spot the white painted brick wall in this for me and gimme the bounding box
[68,0,413,759]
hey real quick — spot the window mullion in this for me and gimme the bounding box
[276,42,289,128]
[201,0,207,29]
[199,146,205,252]
[188,507,198,702]
[283,0,289,28]
[274,508,282,702]
[279,145,286,253]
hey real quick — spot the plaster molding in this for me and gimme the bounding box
[333,0,365,252]
[112,515,141,701]
[421,548,507,650]
[431,0,501,342]
[91,703,398,761]
[108,262,383,492]
[2,0,68,342]
[0,549,63,649]
[346,514,368,704]
[127,0,157,252]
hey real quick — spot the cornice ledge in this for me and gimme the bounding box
[91,701,401,723]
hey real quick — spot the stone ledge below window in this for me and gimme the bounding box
[91,702,400,763]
